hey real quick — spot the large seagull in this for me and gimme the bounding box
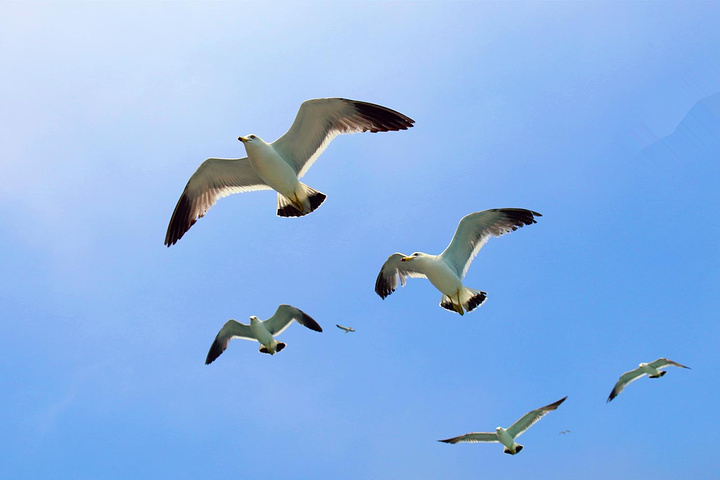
[205,305,322,364]
[375,208,541,315]
[607,358,690,402]
[165,98,414,246]
[439,396,567,455]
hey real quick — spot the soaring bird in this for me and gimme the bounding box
[439,396,567,455]
[165,98,414,246]
[205,305,322,364]
[336,324,356,334]
[375,208,541,315]
[607,358,690,402]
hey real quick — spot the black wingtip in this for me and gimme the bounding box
[205,339,224,365]
[300,311,323,333]
[374,271,395,299]
[165,193,197,247]
[349,100,415,132]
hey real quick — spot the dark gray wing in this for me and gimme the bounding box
[272,98,414,178]
[205,320,255,365]
[264,305,322,336]
[374,253,427,299]
[165,157,270,246]
[506,396,567,438]
[439,208,541,278]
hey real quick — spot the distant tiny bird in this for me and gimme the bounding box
[375,208,541,315]
[558,430,571,435]
[439,396,567,455]
[336,324,356,333]
[205,305,322,364]
[607,358,690,402]
[165,98,414,246]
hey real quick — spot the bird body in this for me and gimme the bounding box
[248,316,280,354]
[375,208,541,314]
[336,324,356,333]
[439,396,567,455]
[165,98,414,246]
[205,305,322,364]
[495,427,522,455]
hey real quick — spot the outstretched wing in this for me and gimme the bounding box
[506,396,567,438]
[439,208,541,278]
[374,253,427,299]
[264,305,322,336]
[438,432,499,444]
[165,157,271,246]
[205,320,255,365]
[649,358,691,370]
[272,98,414,178]
[607,368,646,402]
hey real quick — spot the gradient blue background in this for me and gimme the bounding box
[1,2,719,479]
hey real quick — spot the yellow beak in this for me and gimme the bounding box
[400,256,413,262]
[238,136,247,143]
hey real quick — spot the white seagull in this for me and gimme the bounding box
[607,358,690,402]
[336,324,356,334]
[165,98,414,246]
[205,305,322,364]
[375,208,541,315]
[439,396,567,455]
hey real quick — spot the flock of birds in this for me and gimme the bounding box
[164,97,689,455]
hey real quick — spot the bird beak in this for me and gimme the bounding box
[401,256,413,262]
[238,136,247,143]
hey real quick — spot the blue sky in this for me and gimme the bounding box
[1,2,719,478]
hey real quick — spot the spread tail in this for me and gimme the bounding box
[277,183,326,217]
[440,288,487,315]
[503,444,523,455]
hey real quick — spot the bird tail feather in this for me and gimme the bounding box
[439,288,486,315]
[649,371,667,378]
[276,184,326,217]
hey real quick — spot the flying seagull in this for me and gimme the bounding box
[375,208,541,315]
[205,305,322,364]
[165,98,414,246]
[439,396,567,455]
[336,324,356,334]
[558,430,571,435]
[607,358,690,402]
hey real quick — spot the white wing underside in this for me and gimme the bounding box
[272,98,414,178]
[613,368,647,394]
[165,157,271,245]
[218,320,258,343]
[375,253,428,299]
[263,305,323,336]
[649,358,690,369]
[506,397,567,438]
[442,432,499,444]
[439,209,540,278]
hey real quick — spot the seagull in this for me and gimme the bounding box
[165,98,414,246]
[205,305,322,364]
[439,396,567,455]
[336,324,356,334]
[375,208,541,315]
[607,358,690,402]
[558,430,571,435]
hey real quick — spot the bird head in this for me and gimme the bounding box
[639,362,648,368]
[496,427,503,433]
[401,252,423,262]
[249,315,260,324]
[238,134,261,144]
